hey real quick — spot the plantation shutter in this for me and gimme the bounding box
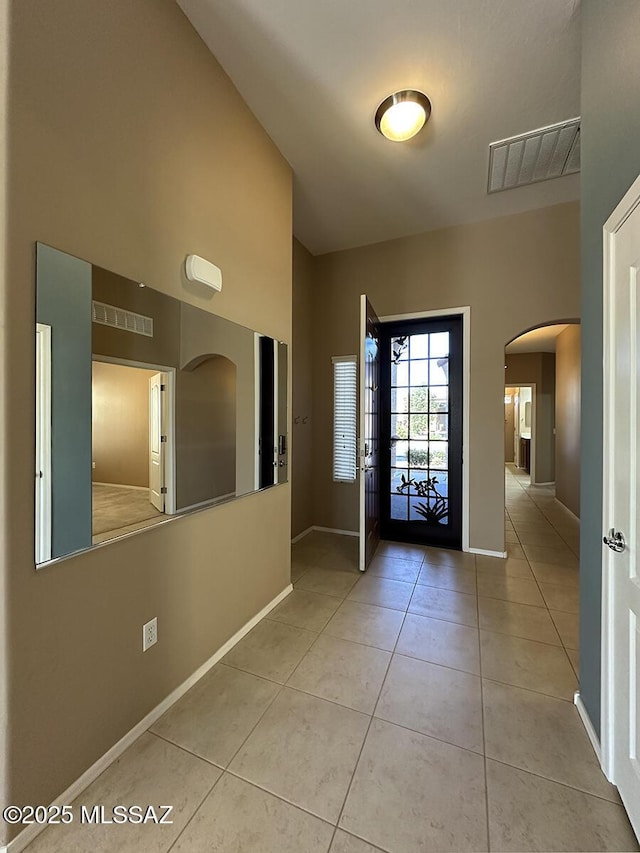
[332,356,357,482]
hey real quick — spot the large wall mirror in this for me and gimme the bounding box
[35,243,288,567]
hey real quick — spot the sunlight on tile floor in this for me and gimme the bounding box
[24,467,638,852]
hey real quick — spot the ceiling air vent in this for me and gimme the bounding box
[488,117,580,194]
[92,300,153,337]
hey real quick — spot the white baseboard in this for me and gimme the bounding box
[312,526,358,537]
[291,526,313,544]
[295,529,493,550]
[2,583,293,853]
[554,503,580,523]
[291,526,359,544]
[178,492,236,513]
[92,482,148,491]
[574,691,602,763]
[468,547,508,558]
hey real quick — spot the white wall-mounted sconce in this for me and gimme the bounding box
[185,254,222,293]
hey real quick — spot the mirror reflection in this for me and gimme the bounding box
[35,243,288,565]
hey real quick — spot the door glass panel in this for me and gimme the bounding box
[428,387,448,412]
[409,387,429,413]
[429,441,448,469]
[429,358,449,385]
[391,492,408,519]
[391,468,408,490]
[429,332,449,357]
[409,413,428,439]
[391,414,409,442]
[391,387,409,413]
[391,439,408,469]
[389,331,452,527]
[408,440,429,468]
[410,360,428,385]
[410,334,429,359]
[430,470,448,495]
[391,361,408,386]
[408,471,425,495]
[429,413,448,439]
[391,336,409,362]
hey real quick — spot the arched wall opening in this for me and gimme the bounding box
[504,319,581,520]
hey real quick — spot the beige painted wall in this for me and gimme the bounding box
[505,353,557,484]
[92,362,152,488]
[555,325,581,517]
[312,203,580,551]
[292,239,315,538]
[177,356,237,507]
[2,0,291,834]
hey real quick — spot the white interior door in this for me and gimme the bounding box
[149,372,166,512]
[359,295,381,571]
[35,323,52,562]
[602,172,640,836]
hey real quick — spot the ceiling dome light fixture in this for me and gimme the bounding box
[375,89,431,142]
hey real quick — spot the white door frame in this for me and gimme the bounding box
[35,323,52,563]
[148,371,167,512]
[379,306,471,553]
[92,356,176,515]
[601,172,640,782]
[509,383,537,483]
[273,342,282,484]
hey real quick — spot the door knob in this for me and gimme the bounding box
[603,528,626,553]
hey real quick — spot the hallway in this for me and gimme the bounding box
[24,472,638,852]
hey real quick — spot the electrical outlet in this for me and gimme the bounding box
[142,617,157,652]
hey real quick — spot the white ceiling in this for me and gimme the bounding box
[505,324,571,354]
[178,0,581,255]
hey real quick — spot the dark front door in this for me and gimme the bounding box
[380,315,463,549]
[259,335,275,489]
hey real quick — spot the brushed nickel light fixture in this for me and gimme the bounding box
[375,90,431,142]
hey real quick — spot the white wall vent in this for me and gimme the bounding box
[488,117,580,194]
[92,300,153,337]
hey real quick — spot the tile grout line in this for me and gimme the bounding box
[148,730,226,771]
[476,551,492,853]
[507,493,578,676]
[506,469,582,686]
[505,468,579,553]
[163,572,351,850]
[325,562,421,850]
[165,770,224,853]
[205,527,589,851]
[220,770,337,832]
[230,526,591,849]
[485,755,624,807]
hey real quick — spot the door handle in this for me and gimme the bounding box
[603,528,626,553]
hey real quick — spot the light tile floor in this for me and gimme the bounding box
[25,467,639,852]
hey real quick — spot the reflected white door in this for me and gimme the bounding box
[35,323,52,562]
[359,295,381,571]
[513,390,520,465]
[602,173,640,836]
[149,372,166,512]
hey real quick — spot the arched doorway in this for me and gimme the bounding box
[503,320,581,562]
